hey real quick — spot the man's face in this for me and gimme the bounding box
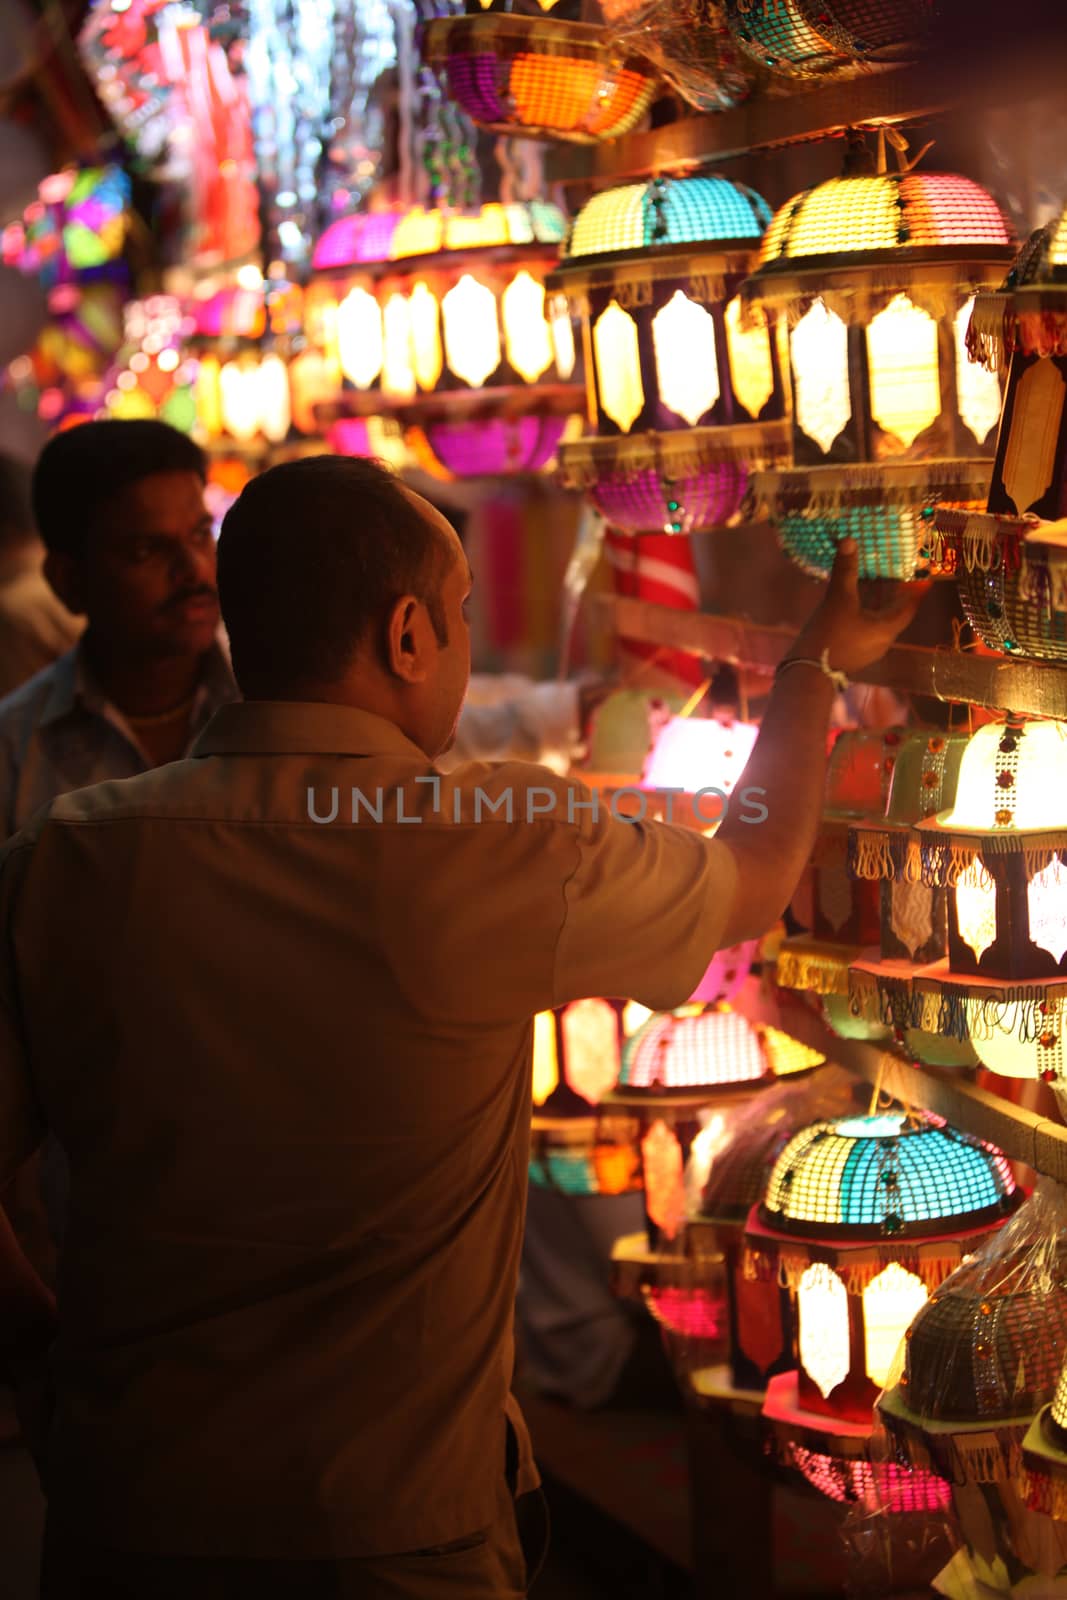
[79,470,220,659]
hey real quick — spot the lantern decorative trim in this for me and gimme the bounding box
[775,938,857,998]
[935,505,1067,664]
[420,14,659,144]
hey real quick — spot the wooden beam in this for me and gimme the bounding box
[593,595,1067,718]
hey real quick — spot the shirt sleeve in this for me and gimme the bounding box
[0,839,45,1184]
[551,803,739,1013]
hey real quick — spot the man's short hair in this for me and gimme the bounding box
[216,455,453,699]
[32,420,206,559]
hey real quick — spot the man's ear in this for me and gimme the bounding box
[384,594,432,683]
[43,551,88,616]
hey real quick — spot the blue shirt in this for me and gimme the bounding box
[0,638,238,839]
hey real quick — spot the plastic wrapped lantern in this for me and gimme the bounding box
[775,729,905,1040]
[601,1006,825,1247]
[741,171,1015,578]
[901,720,1067,1089]
[880,1183,1067,1595]
[688,1066,863,1395]
[420,14,659,144]
[1022,1337,1067,1542]
[747,1112,1018,1440]
[599,0,755,114]
[936,217,1067,663]
[724,0,940,76]
[547,174,791,534]
[311,201,584,478]
[845,730,979,1069]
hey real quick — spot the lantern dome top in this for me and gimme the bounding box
[560,174,771,264]
[754,173,1013,272]
[760,1112,1017,1240]
[312,201,567,273]
[935,719,1067,835]
[618,1008,822,1093]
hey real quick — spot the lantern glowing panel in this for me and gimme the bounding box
[797,1262,851,1399]
[337,288,383,389]
[619,1009,772,1092]
[652,292,721,427]
[642,1119,687,1241]
[441,275,501,388]
[502,271,554,384]
[954,298,1003,447]
[641,716,759,805]
[561,998,623,1105]
[790,299,851,454]
[863,1263,929,1388]
[593,301,644,433]
[865,295,941,450]
[409,283,443,391]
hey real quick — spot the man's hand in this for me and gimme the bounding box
[786,538,930,676]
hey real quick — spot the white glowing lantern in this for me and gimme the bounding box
[863,1263,928,1388]
[954,296,1002,446]
[641,717,759,799]
[652,291,721,427]
[381,292,416,399]
[790,299,851,454]
[865,294,941,449]
[955,860,998,963]
[219,359,261,442]
[561,998,622,1104]
[337,286,384,389]
[441,274,501,389]
[502,270,554,385]
[641,1118,687,1242]
[798,1263,851,1400]
[1030,858,1067,963]
[724,294,775,420]
[550,294,577,381]
[941,723,1067,832]
[593,300,644,433]
[622,1001,653,1036]
[409,281,443,392]
[258,352,291,443]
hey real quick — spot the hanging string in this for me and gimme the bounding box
[679,679,712,718]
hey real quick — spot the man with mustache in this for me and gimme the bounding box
[0,419,237,840]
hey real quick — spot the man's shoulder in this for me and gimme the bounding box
[434,759,592,823]
[0,651,73,735]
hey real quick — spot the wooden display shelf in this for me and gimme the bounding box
[545,30,1067,186]
[594,595,1067,718]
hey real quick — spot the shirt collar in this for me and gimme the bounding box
[40,637,238,731]
[191,701,428,761]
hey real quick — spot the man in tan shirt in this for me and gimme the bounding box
[0,455,922,1597]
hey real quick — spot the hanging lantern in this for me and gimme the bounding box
[529,997,652,1199]
[936,215,1067,663]
[741,170,1015,578]
[880,1184,1067,1593]
[723,0,939,76]
[775,729,906,1040]
[599,0,755,114]
[845,729,980,1069]
[548,174,790,534]
[637,713,760,829]
[690,1067,862,1394]
[421,14,659,144]
[602,1006,824,1247]
[312,201,584,478]
[748,1112,1017,1425]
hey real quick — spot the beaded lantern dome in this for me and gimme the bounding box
[880,1185,1067,1593]
[742,169,1015,578]
[308,201,584,477]
[893,720,1067,1089]
[746,1112,1018,1427]
[547,174,791,534]
[724,0,939,77]
[936,212,1067,663]
[420,14,659,144]
[601,1007,825,1246]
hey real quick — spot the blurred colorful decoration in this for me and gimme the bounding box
[638,713,760,831]
[602,530,707,692]
[421,13,658,144]
[102,294,198,432]
[548,174,789,534]
[936,214,1067,664]
[846,729,980,1070]
[311,200,585,477]
[742,166,1015,578]
[724,0,940,77]
[600,0,755,113]
[881,1183,1067,1593]
[79,1,260,269]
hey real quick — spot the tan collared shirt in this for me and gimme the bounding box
[0,701,737,1559]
